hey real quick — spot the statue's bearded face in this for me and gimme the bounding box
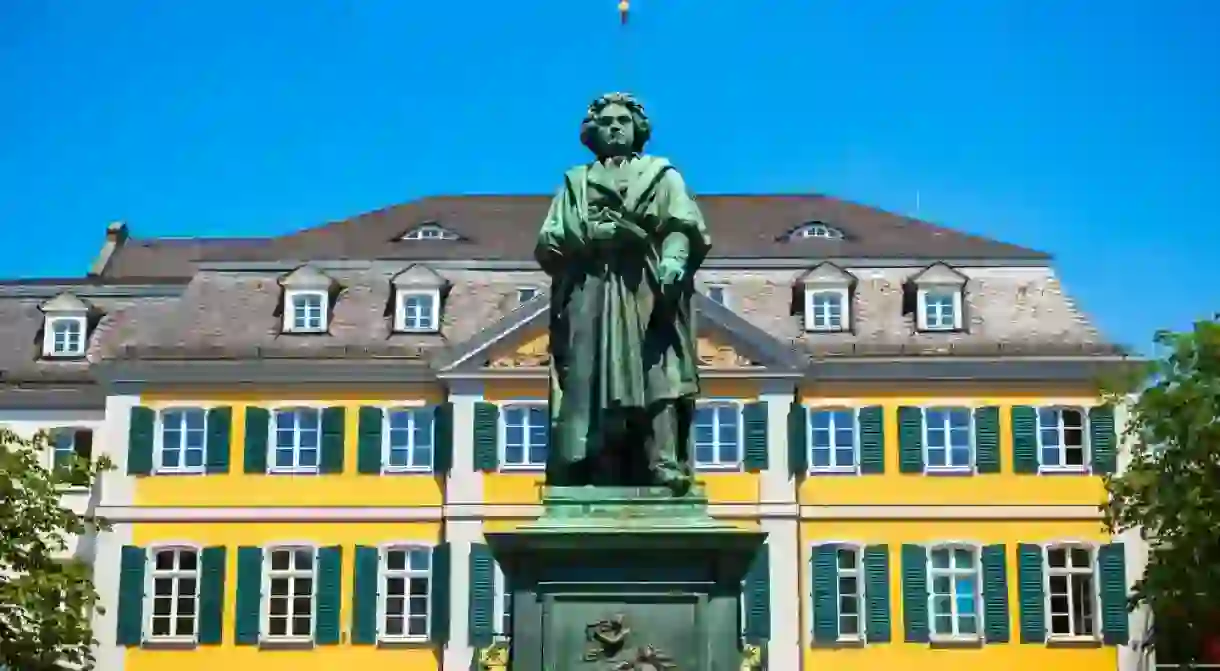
[592,103,635,157]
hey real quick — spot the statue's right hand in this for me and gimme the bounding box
[590,220,618,242]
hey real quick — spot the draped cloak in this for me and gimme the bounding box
[534,155,712,473]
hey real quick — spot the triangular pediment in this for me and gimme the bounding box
[439,293,805,374]
[392,263,447,288]
[279,264,334,289]
[40,291,90,314]
[796,262,857,287]
[909,261,967,286]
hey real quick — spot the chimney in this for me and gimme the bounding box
[88,221,130,277]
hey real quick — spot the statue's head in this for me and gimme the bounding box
[580,92,651,158]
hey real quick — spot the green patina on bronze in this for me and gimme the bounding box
[488,94,767,671]
[536,92,712,496]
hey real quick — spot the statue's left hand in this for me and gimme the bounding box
[657,256,685,286]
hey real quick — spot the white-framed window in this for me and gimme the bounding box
[693,401,742,470]
[147,546,200,641]
[284,290,328,333]
[923,407,973,471]
[836,546,865,639]
[45,316,87,357]
[494,562,512,638]
[271,408,321,473]
[917,289,962,331]
[928,545,981,640]
[384,408,434,472]
[706,285,728,306]
[516,287,538,304]
[157,408,207,473]
[263,546,316,642]
[396,290,440,333]
[795,222,845,240]
[1045,544,1098,639]
[500,403,548,469]
[400,223,457,240]
[804,289,849,332]
[808,408,857,472]
[1037,407,1088,471]
[49,428,91,469]
[379,545,432,642]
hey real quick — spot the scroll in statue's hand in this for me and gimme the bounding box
[657,256,685,286]
[590,209,648,246]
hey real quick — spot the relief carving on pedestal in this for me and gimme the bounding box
[584,615,677,670]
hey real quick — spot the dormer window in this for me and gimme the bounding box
[909,262,968,332]
[796,263,856,333]
[279,265,336,334]
[793,222,845,240]
[706,285,728,306]
[391,264,447,334]
[399,222,459,241]
[39,292,91,358]
[398,291,439,332]
[517,287,538,304]
[287,291,328,332]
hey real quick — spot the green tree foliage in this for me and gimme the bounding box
[0,427,112,671]
[1104,319,1220,660]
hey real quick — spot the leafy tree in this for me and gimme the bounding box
[0,427,112,671]
[1103,319,1220,664]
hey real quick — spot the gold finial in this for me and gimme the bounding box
[618,0,630,24]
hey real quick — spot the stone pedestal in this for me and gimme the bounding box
[485,486,766,671]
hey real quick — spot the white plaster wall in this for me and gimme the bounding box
[443,381,485,670]
[0,409,105,561]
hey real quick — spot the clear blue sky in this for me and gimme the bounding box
[2,1,1217,350]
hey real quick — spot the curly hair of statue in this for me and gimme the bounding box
[579,92,653,154]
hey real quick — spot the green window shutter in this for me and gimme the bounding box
[234,546,263,645]
[787,402,808,475]
[315,546,343,644]
[319,407,346,474]
[1016,543,1045,643]
[469,543,496,646]
[901,544,929,642]
[243,407,270,474]
[1011,406,1039,474]
[197,546,226,645]
[858,406,885,475]
[116,545,146,646]
[897,407,924,474]
[127,406,155,475]
[863,545,891,643]
[811,544,839,644]
[974,406,1001,474]
[742,401,768,471]
[352,545,379,645]
[356,406,384,475]
[432,403,454,473]
[429,542,452,644]
[1098,543,1129,645]
[205,407,232,474]
[743,543,771,644]
[981,544,1010,643]
[1090,406,1118,475]
[472,402,500,471]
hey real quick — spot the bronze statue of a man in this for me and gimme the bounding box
[536,92,711,495]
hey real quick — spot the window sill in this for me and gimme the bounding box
[141,637,197,650]
[394,328,440,334]
[258,637,314,650]
[1047,636,1102,648]
[804,327,849,334]
[153,469,207,476]
[377,637,432,648]
[282,329,328,335]
[923,467,974,477]
[381,467,435,475]
[498,465,545,473]
[695,464,743,473]
[929,636,983,649]
[266,469,322,476]
[1038,467,1091,476]
[811,637,866,649]
[807,467,858,476]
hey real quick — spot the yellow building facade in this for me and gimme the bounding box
[0,197,1141,670]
